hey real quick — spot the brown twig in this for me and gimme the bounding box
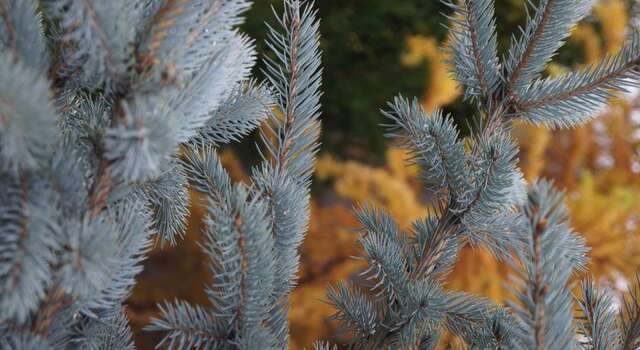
[531,209,548,350]
[276,6,302,174]
[463,0,490,101]
[514,60,640,113]
[234,213,248,327]
[413,107,505,280]
[32,286,72,337]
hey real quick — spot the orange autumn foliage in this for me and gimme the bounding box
[401,35,461,112]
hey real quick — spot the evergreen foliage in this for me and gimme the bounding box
[0,0,318,348]
[326,0,640,348]
[2,0,640,349]
[242,0,587,159]
[147,0,322,348]
[243,0,455,158]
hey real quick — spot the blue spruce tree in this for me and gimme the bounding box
[0,0,319,348]
[147,0,322,347]
[325,0,640,349]
[3,0,640,349]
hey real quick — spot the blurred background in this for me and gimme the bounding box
[127,0,640,348]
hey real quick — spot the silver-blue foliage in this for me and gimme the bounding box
[447,0,501,105]
[4,0,640,348]
[504,0,593,96]
[147,0,322,349]
[508,181,588,350]
[326,0,640,349]
[0,0,303,348]
[0,55,56,173]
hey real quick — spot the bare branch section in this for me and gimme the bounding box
[532,215,546,350]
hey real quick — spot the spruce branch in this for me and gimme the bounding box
[182,146,232,204]
[504,0,592,97]
[170,33,257,144]
[0,331,50,349]
[136,0,251,76]
[355,206,411,301]
[384,280,447,348]
[576,279,621,350]
[136,0,204,74]
[179,0,254,75]
[43,0,140,91]
[0,174,59,323]
[446,0,501,107]
[261,0,322,183]
[192,81,273,146]
[442,292,514,348]
[1,0,300,348]
[0,0,48,72]
[383,97,470,208]
[104,95,178,182]
[383,98,520,278]
[87,160,114,218]
[462,130,523,259]
[0,56,57,173]
[531,210,546,350]
[313,342,338,350]
[147,301,227,350]
[70,307,136,350]
[509,181,588,350]
[254,0,322,346]
[513,32,640,128]
[6,0,640,348]
[410,216,462,280]
[153,146,278,347]
[0,1,15,53]
[138,162,190,246]
[31,286,71,338]
[328,0,640,349]
[621,274,640,350]
[327,283,379,341]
